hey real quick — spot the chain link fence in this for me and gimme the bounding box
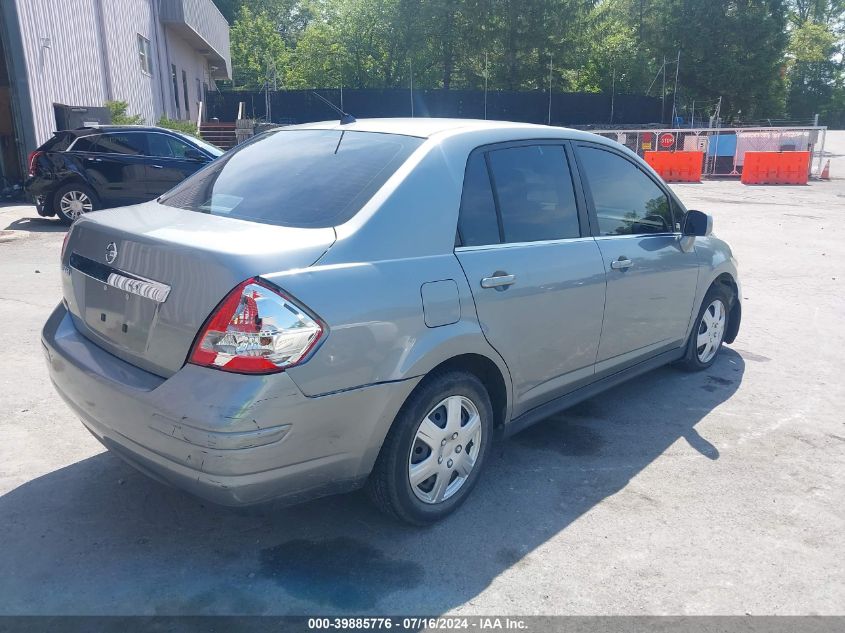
[587,126,828,178]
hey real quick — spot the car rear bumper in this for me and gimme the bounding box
[24,177,55,216]
[42,303,420,506]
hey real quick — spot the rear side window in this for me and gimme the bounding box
[488,145,580,243]
[40,133,74,152]
[159,129,424,228]
[458,153,500,246]
[69,135,100,153]
[578,147,672,235]
[97,132,148,156]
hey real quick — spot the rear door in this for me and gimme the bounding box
[85,132,151,206]
[455,142,607,416]
[145,132,210,196]
[573,143,699,372]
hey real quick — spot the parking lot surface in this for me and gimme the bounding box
[1,133,843,616]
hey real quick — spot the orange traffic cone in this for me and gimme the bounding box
[820,159,830,180]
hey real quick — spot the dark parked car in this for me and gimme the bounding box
[26,125,223,223]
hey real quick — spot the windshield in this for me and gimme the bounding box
[159,129,424,228]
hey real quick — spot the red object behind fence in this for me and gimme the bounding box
[741,151,810,185]
[644,151,704,183]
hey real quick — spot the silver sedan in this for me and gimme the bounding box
[42,118,741,524]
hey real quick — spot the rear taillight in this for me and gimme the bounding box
[27,150,43,177]
[188,278,324,374]
[61,228,71,261]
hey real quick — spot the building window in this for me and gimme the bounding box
[137,35,151,74]
[171,64,180,118]
[182,70,190,118]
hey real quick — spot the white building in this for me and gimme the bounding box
[0,0,231,183]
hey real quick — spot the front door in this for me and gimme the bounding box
[87,132,151,206]
[574,143,699,371]
[455,142,607,416]
[145,132,208,196]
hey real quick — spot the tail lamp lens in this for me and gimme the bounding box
[61,228,71,261]
[27,150,42,176]
[189,278,323,374]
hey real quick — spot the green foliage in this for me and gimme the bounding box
[789,22,837,61]
[104,100,144,125]
[215,0,845,123]
[784,1,845,124]
[157,116,199,137]
[230,5,289,89]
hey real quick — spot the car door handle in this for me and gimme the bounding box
[610,257,633,270]
[481,274,516,289]
[150,164,164,169]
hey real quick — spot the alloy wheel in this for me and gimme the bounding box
[408,395,483,504]
[696,299,726,363]
[59,190,93,220]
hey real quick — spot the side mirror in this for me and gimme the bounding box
[683,210,713,237]
[184,147,207,162]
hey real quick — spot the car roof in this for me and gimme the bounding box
[64,125,184,137]
[287,117,594,140]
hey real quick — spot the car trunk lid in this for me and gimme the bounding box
[61,201,335,377]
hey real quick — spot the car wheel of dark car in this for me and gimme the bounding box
[678,285,733,371]
[368,370,493,525]
[54,182,98,224]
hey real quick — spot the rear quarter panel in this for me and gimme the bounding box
[270,255,513,411]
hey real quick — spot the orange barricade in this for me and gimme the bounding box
[644,151,704,183]
[741,151,810,185]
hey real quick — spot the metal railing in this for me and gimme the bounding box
[587,126,828,178]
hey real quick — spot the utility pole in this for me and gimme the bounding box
[712,96,722,128]
[409,59,414,118]
[339,55,344,111]
[661,54,666,124]
[484,52,489,120]
[548,54,553,125]
[671,50,680,126]
[691,99,695,128]
[610,67,615,124]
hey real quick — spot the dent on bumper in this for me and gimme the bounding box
[42,304,420,506]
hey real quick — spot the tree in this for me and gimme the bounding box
[219,0,843,124]
[785,1,845,123]
[104,100,144,125]
[607,0,789,119]
[230,6,289,90]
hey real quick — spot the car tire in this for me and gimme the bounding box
[367,370,494,525]
[53,182,99,224]
[677,284,733,371]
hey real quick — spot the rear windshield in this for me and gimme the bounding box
[159,129,424,228]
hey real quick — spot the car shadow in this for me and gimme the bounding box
[4,217,67,233]
[0,350,744,615]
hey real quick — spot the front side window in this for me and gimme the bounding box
[578,146,672,236]
[137,35,151,74]
[97,132,148,156]
[159,129,424,228]
[148,134,193,159]
[488,145,580,243]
